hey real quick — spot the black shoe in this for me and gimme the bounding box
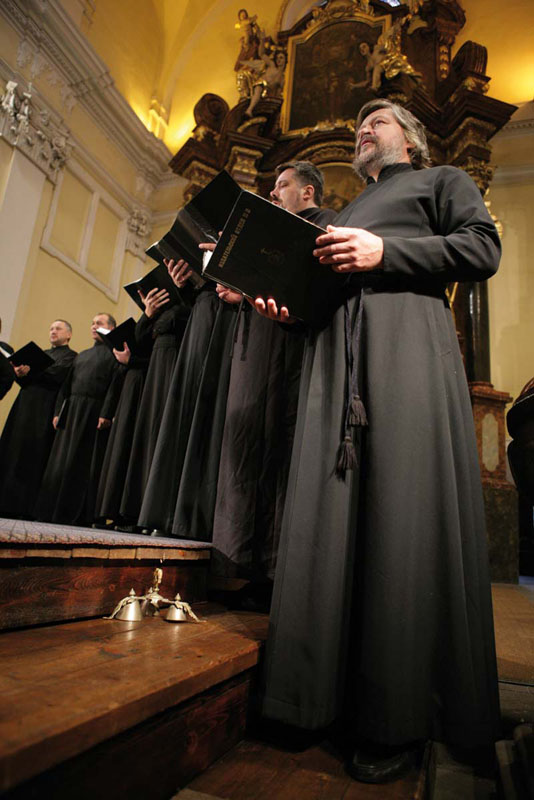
[347,741,417,783]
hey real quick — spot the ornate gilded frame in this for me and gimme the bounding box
[280,6,391,136]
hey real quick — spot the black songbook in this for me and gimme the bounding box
[96,317,137,354]
[10,341,53,381]
[203,193,346,326]
[123,262,184,312]
[145,170,242,277]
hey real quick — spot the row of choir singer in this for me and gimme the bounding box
[0,279,298,588]
[0,162,331,598]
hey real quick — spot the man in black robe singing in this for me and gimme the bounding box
[0,319,76,517]
[256,100,501,782]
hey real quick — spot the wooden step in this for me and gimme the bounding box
[0,604,269,798]
[0,518,211,629]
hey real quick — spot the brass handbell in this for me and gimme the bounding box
[107,588,143,621]
[165,593,200,623]
[166,603,188,622]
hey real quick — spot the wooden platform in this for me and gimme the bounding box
[0,519,211,629]
[0,605,268,798]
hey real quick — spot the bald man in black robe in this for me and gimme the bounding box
[257,100,501,782]
[0,319,76,517]
[35,313,124,526]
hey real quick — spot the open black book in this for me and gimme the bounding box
[203,192,346,326]
[124,262,188,312]
[10,341,54,382]
[96,318,137,354]
[145,170,241,278]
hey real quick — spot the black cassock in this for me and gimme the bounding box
[0,342,15,401]
[211,206,336,580]
[119,305,190,524]
[0,344,76,517]
[95,339,153,523]
[138,285,235,536]
[262,164,502,748]
[35,342,123,525]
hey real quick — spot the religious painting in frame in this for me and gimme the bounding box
[281,13,392,135]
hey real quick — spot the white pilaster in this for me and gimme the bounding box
[0,149,46,340]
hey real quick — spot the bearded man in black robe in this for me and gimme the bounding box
[256,100,501,782]
[35,313,124,526]
[0,319,76,517]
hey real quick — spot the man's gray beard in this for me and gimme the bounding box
[352,140,407,181]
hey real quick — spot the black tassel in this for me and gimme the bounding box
[349,394,368,427]
[336,433,357,477]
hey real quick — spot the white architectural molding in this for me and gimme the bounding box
[0,70,72,183]
[0,59,155,259]
[491,100,534,141]
[41,159,128,301]
[492,164,534,186]
[0,0,174,191]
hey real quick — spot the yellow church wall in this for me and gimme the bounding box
[0,16,19,70]
[491,137,534,169]
[0,138,14,211]
[149,177,188,215]
[488,181,534,402]
[66,105,140,200]
[86,201,123,288]
[50,169,93,263]
[457,0,534,105]
[83,0,164,130]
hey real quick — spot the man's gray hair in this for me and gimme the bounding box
[275,160,324,206]
[356,99,432,170]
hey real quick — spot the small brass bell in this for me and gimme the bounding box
[113,588,143,621]
[166,604,188,622]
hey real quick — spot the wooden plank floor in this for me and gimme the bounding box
[492,583,534,683]
[0,606,268,793]
[181,738,427,800]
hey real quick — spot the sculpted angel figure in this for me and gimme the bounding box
[238,30,287,117]
[1,81,18,115]
[234,8,260,71]
[351,22,423,92]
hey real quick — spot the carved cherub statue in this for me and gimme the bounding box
[351,21,423,92]
[239,30,287,116]
[234,9,260,72]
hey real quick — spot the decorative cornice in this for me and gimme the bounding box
[491,164,534,186]
[0,0,174,190]
[492,117,534,140]
[0,71,72,183]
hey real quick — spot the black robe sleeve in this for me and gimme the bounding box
[0,358,14,400]
[18,347,77,390]
[382,167,501,283]
[135,313,155,348]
